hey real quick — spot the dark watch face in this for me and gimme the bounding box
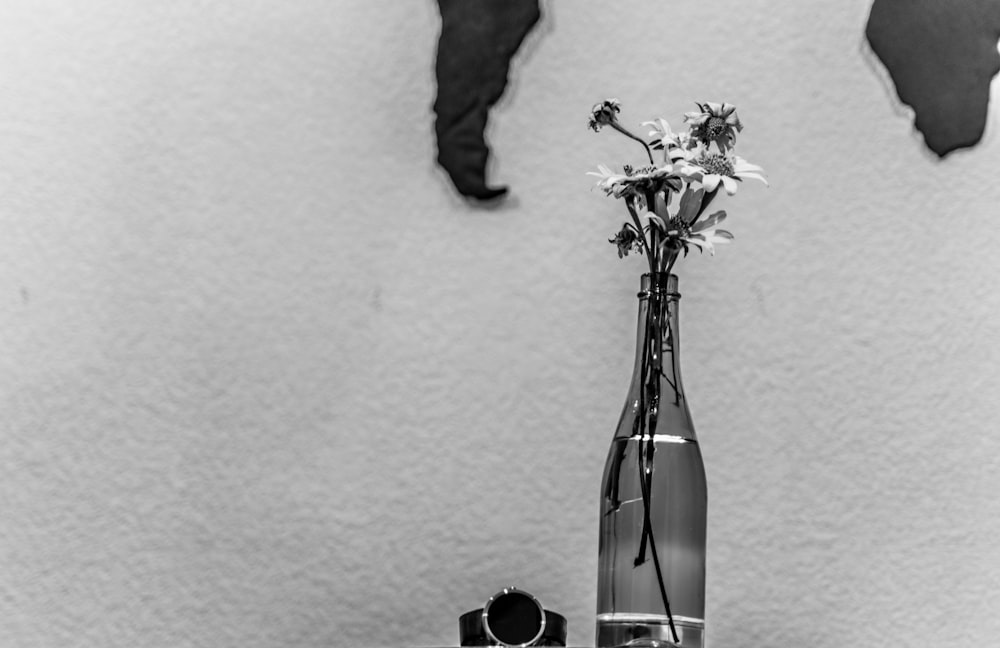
[484,590,544,646]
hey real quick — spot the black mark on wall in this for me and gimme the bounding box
[433,0,541,200]
[866,0,1000,156]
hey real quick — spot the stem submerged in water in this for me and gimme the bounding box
[633,285,679,645]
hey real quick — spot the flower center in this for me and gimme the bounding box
[705,116,728,140]
[623,165,656,177]
[697,153,734,177]
[668,217,690,237]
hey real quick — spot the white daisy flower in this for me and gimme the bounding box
[684,101,743,151]
[676,153,767,195]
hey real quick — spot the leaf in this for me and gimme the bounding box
[697,188,719,217]
[677,188,704,225]
[653,192,669,213]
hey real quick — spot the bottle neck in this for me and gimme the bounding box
[624,273,695,439]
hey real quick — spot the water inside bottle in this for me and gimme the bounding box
[596,435,707,648]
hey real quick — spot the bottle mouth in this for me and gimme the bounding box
[638,273,680,299]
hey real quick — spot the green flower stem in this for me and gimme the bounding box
[644,192,655,262]
[625,199,656,275]
[634,289,680,646]
[609,121,655,166]
[647,223,655,260]
[664,250,678,276]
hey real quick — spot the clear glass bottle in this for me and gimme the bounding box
[596,273,708,648]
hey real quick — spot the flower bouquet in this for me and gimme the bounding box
[588,99,767,272]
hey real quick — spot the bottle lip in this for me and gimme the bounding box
[638,273,680,299]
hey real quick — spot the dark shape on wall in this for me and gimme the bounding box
[433,0,541,200]
[866,0,1000,157]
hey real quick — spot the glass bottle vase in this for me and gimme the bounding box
[596,273,708,648]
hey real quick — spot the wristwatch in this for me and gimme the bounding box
[459,587,567,647]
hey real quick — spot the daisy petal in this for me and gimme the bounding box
[646,213,667,232]
[735,160,765,173]
[737,171,769,186]
[689,236,716,256]
[691,210,727,233]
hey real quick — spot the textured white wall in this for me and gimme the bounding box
[3,1,1000,646]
